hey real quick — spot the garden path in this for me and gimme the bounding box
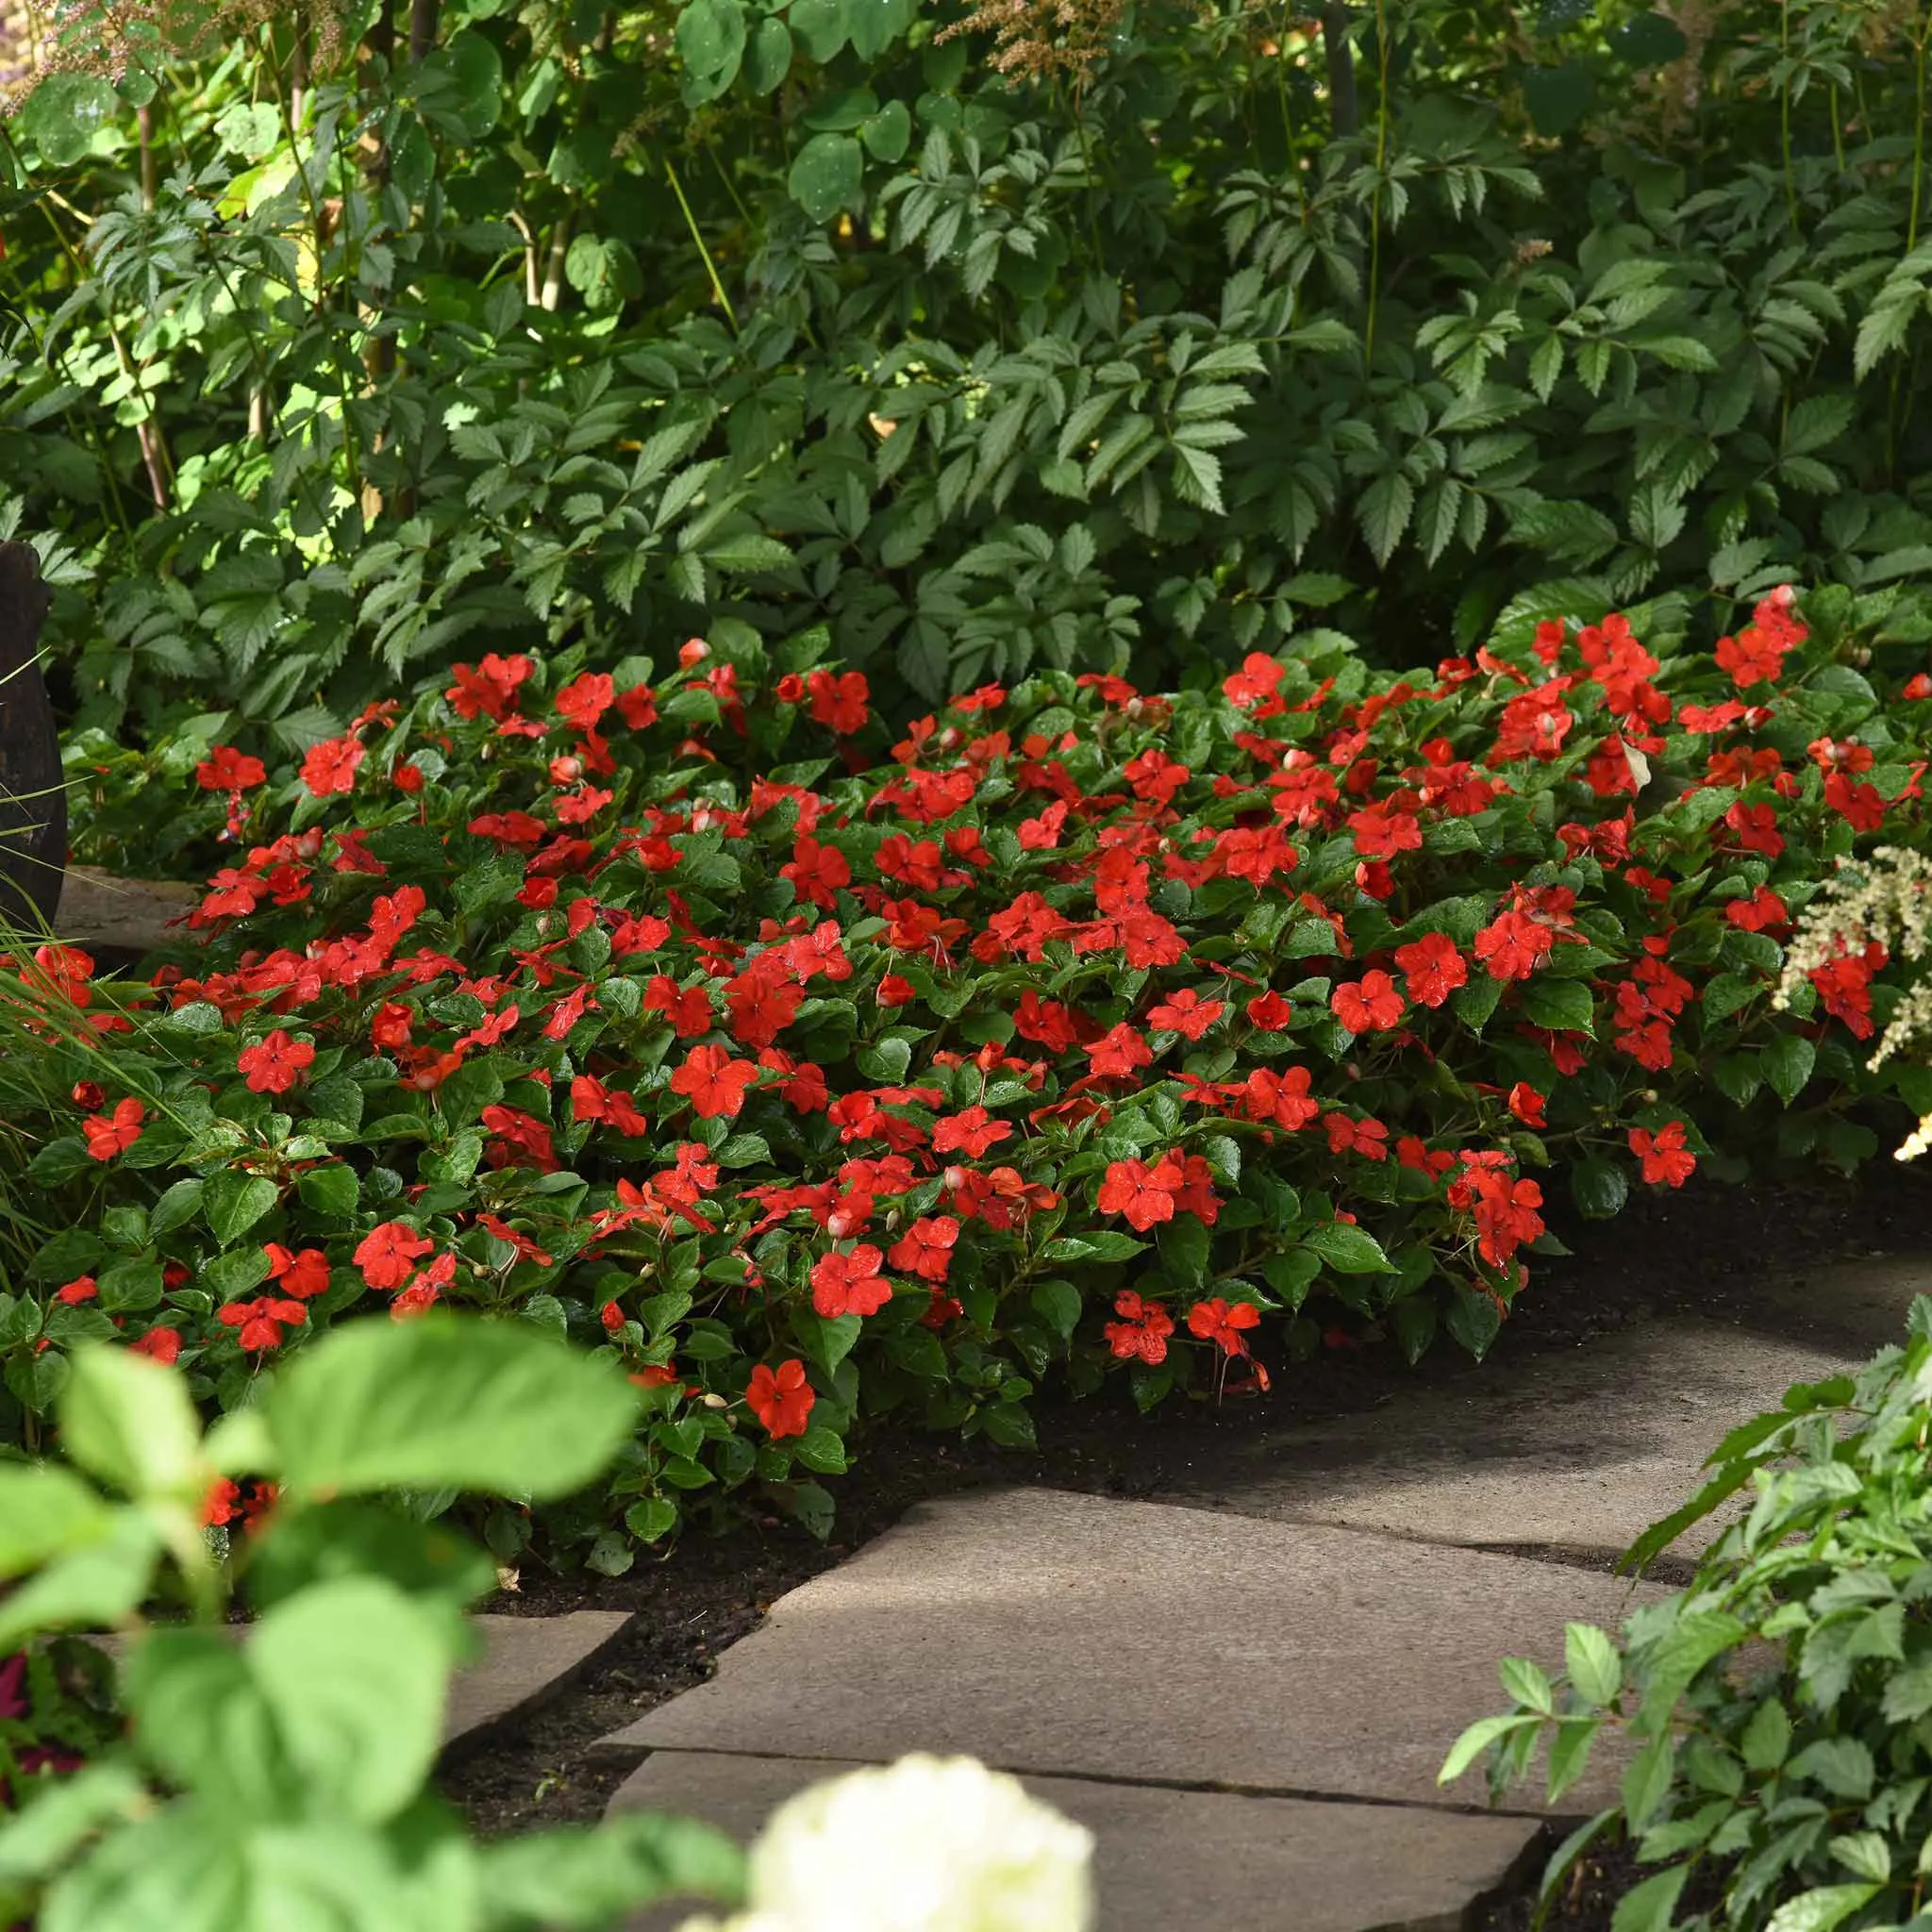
[525,1249,1926,1931]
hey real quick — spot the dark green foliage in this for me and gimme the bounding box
[2,0,1932,786]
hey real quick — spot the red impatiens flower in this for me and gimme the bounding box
[354,1221,434,1291]
[129,1325,182,1365]
[195,745,266,791]
[83,1098,145,1162]
[1469,1171,1545,1266]
[218,1296,308,1351]
[1087,1023,1154,1078]
[571,1074,650,1136]
[476,1212,556,1268]
[1331,970,1404,1035]
[1629,1122,1697,1188]
[1145,989,1224,1040]
[264,1243,331,1299]
[1105,1291,1174,1367]
[1096,1156,1184,1231]
[746,1359,815,1438]
[1244,990,1293,1030]
[1394,932,1467,1008]
[887,1216,959,1283]
[1188,1297,1260,1357]
[810,1245,894,1319]
[299,734,365,798]
[55,1275,97,1305]
[237,1028,316,1095]
[1724,885,1789,932]
[1507,1083,1547,1127]
[806,669,871,734]
[1104,1289,1174,1363]
[1473,907,1553,982]
[670,1044,759,1120]
[931,1107,1012,1158]
[643,975,715,1037]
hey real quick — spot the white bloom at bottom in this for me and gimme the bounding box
[677,1755,1095,1932]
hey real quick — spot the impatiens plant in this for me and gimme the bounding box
[5,589,1929,1563]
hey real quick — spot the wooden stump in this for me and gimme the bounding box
[0,541,66,931]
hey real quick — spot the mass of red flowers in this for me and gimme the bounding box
[7,590,1925,1559]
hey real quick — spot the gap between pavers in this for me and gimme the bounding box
[610,1749,1545,1932]
[1153,1314,1857,1560]
[444,1610,635,1751]
[595,1488,1662,1814]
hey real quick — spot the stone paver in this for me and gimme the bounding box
[1758,1252,1932,1356]
[610,1752,1540,1932]
[1158,1316,1851,1560]
[446,1610,633,1748]
[597,1488,1659,1811]
[93,1608,633,1752]
[53,865,200,955]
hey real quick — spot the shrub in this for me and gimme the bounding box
[1442,1296,1932,1932]
[0,1318,747,1930]
[8,0,1932,755]
[3,590,1928,1563]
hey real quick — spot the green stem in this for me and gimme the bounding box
[665,155,739,332]
[1363,0,1390,371]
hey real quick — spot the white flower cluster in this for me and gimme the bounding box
[1775,845,1932,1159]
[677,1755,1096,1932]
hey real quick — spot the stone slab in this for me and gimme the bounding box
[598,1489,1660,1811]
[1158,1316,1851,1562]
[1757,1251,1932,1357]
[610,1751,1541,1932]
[446,1610,634,1749]
[54,865,200,955]
[91,1608,632,1751]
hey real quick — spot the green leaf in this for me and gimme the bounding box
[264,1317,638,1501]
[1739,1697,1790,1771]
[420,28,504,138]
[860,98,911,162]
[1564,1624,1622,1707]
[204,1171,280,1245]
[1523,61,1593,137]
[1438,1711,1537,1786]
[1500,1655,1554,1713]
[19,74,121,167]
[676,0,746,75]
[1029,1278,1081,1339]
[0,1761,144,1888]
[1157,1215,1210,1291]
[1569,1156,1627,1221]
[1765,1887,1884,1932]
[59,1345,203,1499]
[0,1511,163,1650]
[1761,1033,1816,1106]
[788,132,862,224]
[1522,978,1596,1037]
[476,1810,746,1925]
[1302,1223,1395,1274]
[297,1164,359,1216]
[1357,472,1415,566]
[745,15,792,90]
[250,1577,452,1823]
[0,1464,112,1578]
[150,1179,206,1236]
[1610,1866,1688,1932]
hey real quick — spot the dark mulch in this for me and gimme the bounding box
[437,1158,1932,1871]
[1475,1829,1730,1932]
